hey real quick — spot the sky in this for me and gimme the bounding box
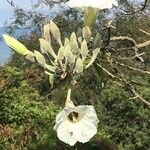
[0,0,144,26]
[0,0,59,64]
[0,0,33,27]
[0,0,13,64]
[0,0,36,65]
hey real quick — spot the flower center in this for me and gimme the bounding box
[68,111,79,123]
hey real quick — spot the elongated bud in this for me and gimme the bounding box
[84,7,98,31]
[3,34,29,55]
[65,89,75,108]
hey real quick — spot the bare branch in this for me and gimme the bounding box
[96,63,116,78]
[119,0,148,15]
[116,62,150,75]
[6,0,15,7]
[105,58,150,107]
[137,40,150,49]
[110,36,144,62]
[125,81,150,107]
[110,36,137,46]
[113,80,150,107]
[114,52,145,60]
[139,29,150,36]
[141,0,148,11]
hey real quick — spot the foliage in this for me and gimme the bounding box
[0,66,60,150]
[99,80,150,150]
[1,65,149,149]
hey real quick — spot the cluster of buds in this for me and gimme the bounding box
[3,21,100,86]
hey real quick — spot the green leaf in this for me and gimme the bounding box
[3,34,28,55]
[57,47,67,70]
[93,33,102,48]
[45,71,54,87]
[70,32,77,42]
[49,74,54,87]
[25,51,35,62]
[84,7,98,30]
[77,27,83,44]
[45,64,56,73]
[57,47,65,62]
[85,48,100,69]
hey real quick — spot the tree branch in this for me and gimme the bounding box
[139,29,150,36]
[119,0,148,15]
[6,0,15,7]
[110,36,144,62]
[105,58,150,107]
[116,62,150,75]
[96,63,116,78]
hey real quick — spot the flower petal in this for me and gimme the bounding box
[84,106,99,125]
[75,118,97,143]
[54,105,99,146]
[56,120,78,146]
[54,107,74,125]
[67,0,118,9]
[75,105,99,125]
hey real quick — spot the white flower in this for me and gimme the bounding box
[54,104,99,146]
[54,89,99,146]
[67,0,118,9]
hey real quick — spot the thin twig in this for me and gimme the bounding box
[106,58,150,107]
[124,80,150,107]
[110,36,137,46]
[96,63,116,78]
[110,36,150,62]
[119,0,148,15]
[137,40,150,49]
[116,62,150,75]
[6,0,15,7]
[113,52,145,61]
[139,29,150,36]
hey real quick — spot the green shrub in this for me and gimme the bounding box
[0,66,59,150]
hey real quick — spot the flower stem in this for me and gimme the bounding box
[67,88,71,101]
[65,88,75,107]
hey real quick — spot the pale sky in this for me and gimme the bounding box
[0,0,144,27]
[0,0,65,62]
[0,0,13,27]
[0,0,34,27]
[0,0,33,62]
[0,0,145,63]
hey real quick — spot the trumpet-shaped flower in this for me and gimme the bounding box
[54,105,99,146]
[67,0,118,9]
[54,89,99,146]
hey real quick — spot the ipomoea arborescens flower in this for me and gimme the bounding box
[66,0,118,9]
[54,89,99,146]
[66,0,118,30]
